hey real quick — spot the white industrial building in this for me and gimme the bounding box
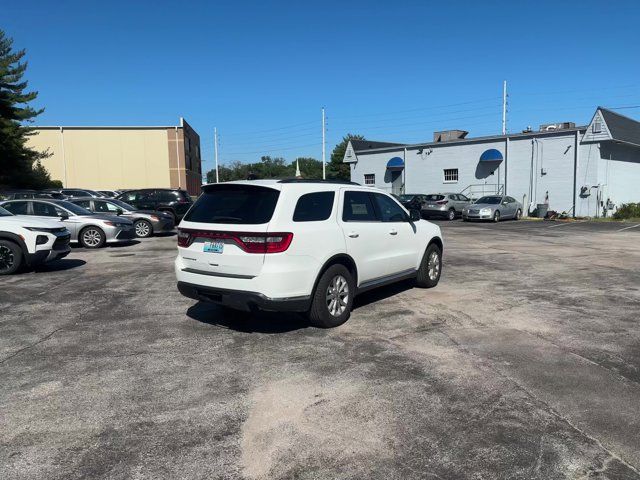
[343,107,640,217]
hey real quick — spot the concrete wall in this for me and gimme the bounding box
[28,124,202,196]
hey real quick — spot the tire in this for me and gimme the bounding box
[515,209,522,221]
[308,264,355,328]
[447,208,456,221]
[79,226,106,248]
[493,210,501,223]
[416,243,442,288]
[134,219,153,238]
[0,240,22,275]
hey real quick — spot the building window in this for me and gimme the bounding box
[592,121,602,134]
[364,174,375,185]
[443,168,459,183]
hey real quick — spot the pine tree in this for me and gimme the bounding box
[0,29,54,188]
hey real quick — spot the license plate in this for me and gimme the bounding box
[428,204,437,208]
[203,241,224,253]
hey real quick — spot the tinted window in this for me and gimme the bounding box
[55,201,93,215]
[4,202,29,215]
[157,190,179,203]
[342,191,378,222]
[33,202,59,216]
[372,193,407,222]
[476,196,502,204]
[425,194,445,201]
[0,206,12,216]
[74,200,92,209]
[506,196,516,203]
[293,192,335,222]
[184,184,280,224]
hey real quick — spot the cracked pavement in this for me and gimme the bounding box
[1,220,639,479]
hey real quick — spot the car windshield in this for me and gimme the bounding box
[475,196,502,204]
[0,206,13,216]
[56,200,93,215]
[108,199,136,211]
[185,184,280,224]
[425,194,445,201]
[399,195,416,201]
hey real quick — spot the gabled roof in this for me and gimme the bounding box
[598,107,640,147]
[349,139,405,151]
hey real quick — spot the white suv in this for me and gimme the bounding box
[0,206,71,275]
[175,180,443,327]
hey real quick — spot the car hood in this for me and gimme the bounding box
[0,215,68,229]
[468,203,499,209]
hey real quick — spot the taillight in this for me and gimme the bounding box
[177,229,293,254]
[436,199,448,205]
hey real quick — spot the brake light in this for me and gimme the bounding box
[177,229,293,253]
[436,199,448,205]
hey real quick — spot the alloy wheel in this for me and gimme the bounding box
[0,245,14,272]
[427,251,440,281]
[135,221,151,237]
[326,274,349,317]
[83,229,102,247]
[448,209,456,221]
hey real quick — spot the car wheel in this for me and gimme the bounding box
[447,208,456,221]
[79,226,106,248]
[493,210,501,223]
[308,264,354,328]
[0,240,22,275]
[134,219,153,238]
[515,209,522,220]
[416,243,442,288]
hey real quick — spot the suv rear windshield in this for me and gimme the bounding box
[184,184,280,224]
[425,195,445,201]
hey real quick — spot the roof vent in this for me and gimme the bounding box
[539,122,576,132]
[433,130,468,142]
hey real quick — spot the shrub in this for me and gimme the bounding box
[613,203,640,220]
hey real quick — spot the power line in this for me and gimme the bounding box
[223,142,321,156]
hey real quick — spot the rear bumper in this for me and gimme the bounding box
[422,208,450,218]
[177,281,311,312]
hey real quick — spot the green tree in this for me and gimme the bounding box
[0,29,54,188]
[327,134,364,180]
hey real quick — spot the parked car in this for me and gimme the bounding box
[398,194,428,210]
[97,190,121,198]
[0,205,71,275]
[40,190,68,200]
[116,188,193,223]
[422,193,471,220]
[0,199,135,248]
[69,197,175,238]
[49,189,106,198]
[0,190,57,200]
[175,179,443,328]
[462,195,523,222]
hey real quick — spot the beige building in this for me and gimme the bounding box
[28,118,202,196]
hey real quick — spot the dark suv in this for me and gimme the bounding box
[116,188,193,222]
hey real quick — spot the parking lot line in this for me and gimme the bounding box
[547,220,589,228]
[617,223,640,232]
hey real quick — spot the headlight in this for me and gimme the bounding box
[480,208,492,215]
[24,227,67,233]
[103,221,128,227]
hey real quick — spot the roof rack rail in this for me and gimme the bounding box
[277,178,360,185]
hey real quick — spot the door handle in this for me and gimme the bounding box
[347,232,359,238]
[389,229,398,235]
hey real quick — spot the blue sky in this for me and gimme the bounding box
[4,0,640,175]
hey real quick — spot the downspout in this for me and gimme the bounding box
[504,136,509,194]
[59,127,67,187]
[572,130,578,218]
[403,147,407,194]
[175,126,182,189]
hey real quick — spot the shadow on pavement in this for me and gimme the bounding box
[187,301,310,333]
[31,258,87,272]
[353,279,415,310]
[154,231,177,238]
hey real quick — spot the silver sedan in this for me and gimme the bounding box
[69,197,175,238]
[0,199,135,248]
[462,195,523,222]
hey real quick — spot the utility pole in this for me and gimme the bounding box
[214,127,219,183]
[322,107,326,180]
[502,80,507,135]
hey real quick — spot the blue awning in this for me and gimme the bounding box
[480,149,503,162]
[386,156,405,171]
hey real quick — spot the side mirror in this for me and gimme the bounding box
[116,208,123,215]
[409,209,421,222]
[59,213,69,221]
